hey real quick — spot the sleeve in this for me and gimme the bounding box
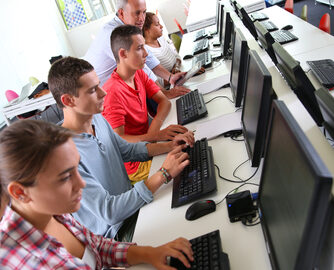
[145,48,160,70]
[143,64,157,82]
[102,88,126,129]
[77,163,153,228]
[139,70,160,99]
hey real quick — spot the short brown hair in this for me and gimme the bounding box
[48,56,94,108]
[110,25,142,63]
[0,120,74,194]
[142,12,155,38]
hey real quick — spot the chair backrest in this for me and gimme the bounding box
[284,0,293,14]
[5,90,19,102]
[300,4,307,21]
[174,18,185,35]
[29,76,40,87]
[319,13,331,34]
[170,33,182,52]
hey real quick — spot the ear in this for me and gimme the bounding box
[119,48,128,61]
[7,182,31,203]
[118,8,124,21]
[61,94,76,108]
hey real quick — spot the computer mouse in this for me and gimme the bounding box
[281,24,293,31]
[183,54,194,60]
[185,199,216,221]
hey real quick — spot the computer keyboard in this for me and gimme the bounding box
[193,38,209,55]
[194,29,208,41]
[193,51,212,68]
[171,138,217,208]
[170,230,230,270]
[270,30,298,44]
[250,12,269,21]
[307,59,334,88]
[260,20,278,32]
[176,89,208,125]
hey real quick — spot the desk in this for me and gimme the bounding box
[129,2,334,269]
[186,0,217,32]
[1,93,56,126]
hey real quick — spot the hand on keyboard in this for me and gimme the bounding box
[161,145,190,178]
[166,85,191,99]
[158,124,188,141]
[172,131,195,148]
[144,237,193,269]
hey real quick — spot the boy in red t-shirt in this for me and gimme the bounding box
[102,25,188,184]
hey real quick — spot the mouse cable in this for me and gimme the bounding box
[241,215,261,226]
[214,164,245,183]
[230,132,244,142]
[235,107,243,112]
[215,182,259,206]
[205,95,234,104]
[233,159,259,182]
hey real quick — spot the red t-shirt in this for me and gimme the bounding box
[102,69,160,174]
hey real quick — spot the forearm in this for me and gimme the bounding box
[144,171,166,193]
[127,245,155,266]
[118,133,157,143]
[147,99,171,132]
[146,141,173,157]
[152,64,172,81]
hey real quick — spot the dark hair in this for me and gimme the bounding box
[110,25,143,63]
[142,12,156,38]
[48,56,94,108]
[0,120,74,194]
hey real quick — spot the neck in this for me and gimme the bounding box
[145,36,160,47]
[62,109,94,135]
[11,201,53,232]
[116,64,136,86]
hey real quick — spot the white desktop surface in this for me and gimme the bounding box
[186,0,217,32]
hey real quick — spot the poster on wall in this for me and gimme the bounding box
[56,0,88,30]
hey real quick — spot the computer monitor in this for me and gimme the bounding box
[254,20,277,64]
[230,27,249,107]
[235,3,243,19]
[258,99,332,270]
[315,87,334,139]
[241,50,274,167]
[218,3,225,44]
[222,11,234,57]
[216,1,222,33]
[272,42,324,126]
[239,6,258,40]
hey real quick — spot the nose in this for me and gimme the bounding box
[98,86,107,98]
[73,168,86,192]
[139,12,145,23]
[143,47,148,58]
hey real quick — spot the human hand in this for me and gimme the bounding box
[170,72,186,85]
[147,238,193,270]
[157,124,188,141]
[165,86,191,99]
[161,145,189,178]
[195,67,205,76]
[172,131,195,148]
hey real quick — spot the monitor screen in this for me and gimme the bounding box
[315,87,334,139]
[240,6,258,40]
[222,11,234,57]
[259,99,332,270]
[218,3,225,44]
[230,27,249,107]
[216,0,221,31]
[254,20,277,64]
[272,42,324,126]
[241,50,274,167]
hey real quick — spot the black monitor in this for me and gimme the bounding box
[240,7,258,40]
[235,3,243,19]
[272,42,324,126]
[230,27,249,107]
[222,11,234,57]
[241,50,274,167]
[218,3,225,44]
[216,1,221,31]
[315,87,334,139]
[259,99,332,270]
[254,20,277,64]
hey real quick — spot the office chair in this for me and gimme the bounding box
[29,76,40,87]
[284,0,293,14]
[170,33,182,52]
[174,18,185,35]
[300,4,308,21]
[319,13,331,34]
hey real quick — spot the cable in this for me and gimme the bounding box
[205,95,234,104]
[235,107,243,112]
[214,164,245,183]
[241,216,261,226]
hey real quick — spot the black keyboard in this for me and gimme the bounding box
[176,89,208,125]
[260,21,278,32]
[193,38,209,55]
[250,12,269,21]
[270,30,298,44]
[307,59,334,88]
[171,138,217,208]
[194,29,208,41]
[193,51,212,68]
[170,230,230,270]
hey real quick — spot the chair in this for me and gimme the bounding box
[5,90,19,102]
[319,13,331,34]
[284,0,293,14]
[174,18,185,35]
[29,76,40,87]
[170,33,182,52]
[300,4,307,21]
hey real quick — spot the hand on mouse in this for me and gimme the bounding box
[157,124,188,141]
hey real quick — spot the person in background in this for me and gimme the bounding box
[48,56,194,242]
[0,120,193,269]
[103,25,188,184]
[143,12,205,86]
[84,0,190,100]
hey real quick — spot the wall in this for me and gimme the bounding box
[0,0,74,125]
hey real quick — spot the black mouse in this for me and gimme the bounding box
[185,200,216,221]
[281,24,293,31]
[183,54,194,60]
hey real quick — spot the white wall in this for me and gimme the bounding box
[0,0,74,124]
